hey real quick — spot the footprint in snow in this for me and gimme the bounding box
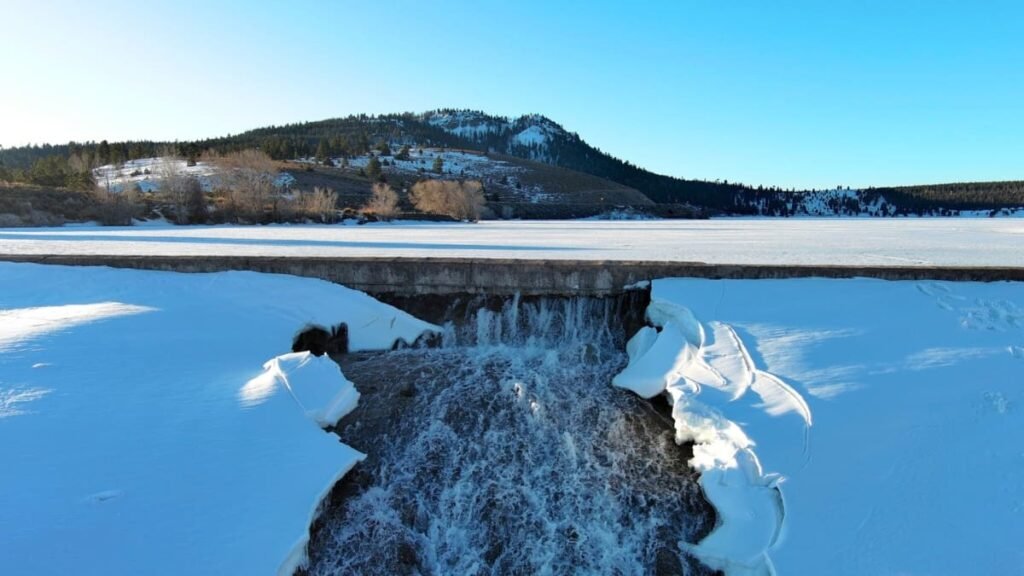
[916,282,949,297]
[983,392,1010,415]
[85,490,123,504]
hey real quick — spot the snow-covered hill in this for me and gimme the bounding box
[736,188,896,217]
[8,109,1024,217]
[291,144,652,212]
[307,147,557,204]
[92,157,295,194]
[86,150,646,217]
[423,110,507,139]
[422,110,568,163]
[734,187,1024,217]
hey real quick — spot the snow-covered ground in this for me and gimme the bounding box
[1,255,1021,575]
[309,147,553,203]
[337,148,521,180]
[93,157,218,193]
[93,157,295,193]
[0,219,1022,267]
[615,277,1024,575]
[0,263,435,574]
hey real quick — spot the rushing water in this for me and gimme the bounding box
[303,295,718,576]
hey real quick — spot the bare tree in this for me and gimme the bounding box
[363,182,399,220]
[213,149,278,222]
[453,180,485,220]
[409,179,485,221]
[158,154,206,224]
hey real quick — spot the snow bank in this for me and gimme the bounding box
[615,285,797,574]
[256,352,361,428]
[0,263,437,575]
[612,323,694,398]
[623,277,1024,575]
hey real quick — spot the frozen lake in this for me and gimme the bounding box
[0,219,1022,267]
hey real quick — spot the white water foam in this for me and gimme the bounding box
[307,296,718,575]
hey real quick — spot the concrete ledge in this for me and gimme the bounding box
[2,254,1022,295]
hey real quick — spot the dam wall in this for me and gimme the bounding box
[3,254,1022,296]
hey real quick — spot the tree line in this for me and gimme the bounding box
[0,141,489,226]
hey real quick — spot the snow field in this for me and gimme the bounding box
[2,256,1021,575]
[1,219,1022,267]
[615,277,1024,575]
[0,263,437,575]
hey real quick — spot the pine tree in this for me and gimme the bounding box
[98,140,111,165]
[395,144,411,161]
[366,155,382,181]
[432,155,444,174]
[316,139,330,164]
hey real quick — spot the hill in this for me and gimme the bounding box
[76,148,660,221]
[287,147,656,219]
[3,109,1024,217]
[220,110,754,210]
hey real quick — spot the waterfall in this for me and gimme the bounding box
[303,294,717,576]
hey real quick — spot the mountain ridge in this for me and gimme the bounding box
[3,109,1024,216]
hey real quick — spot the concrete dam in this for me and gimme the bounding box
[2,254,1022,296]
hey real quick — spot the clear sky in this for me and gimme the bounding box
[2,0,1022,189]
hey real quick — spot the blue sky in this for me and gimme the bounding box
[2,0,1022,189]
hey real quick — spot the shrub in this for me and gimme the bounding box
[288,186,338,223]
[213,149,277,223]
[158,157,207,224]
[91,186,142,226]
[409,179,485,221]
[363,183,399,220]
[275,187,338,223]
